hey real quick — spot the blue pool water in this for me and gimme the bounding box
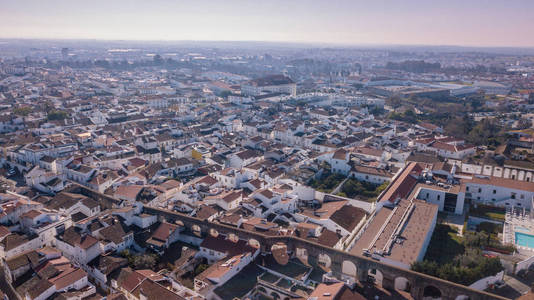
[515,232,534,248]
[515,226,530,231]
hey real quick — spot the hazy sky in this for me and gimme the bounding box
[1,0,533,47]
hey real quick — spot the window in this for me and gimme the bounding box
[466,186,470,192]
[478,188,482,193]
[493,190,496,194]
[437,195,440,201]
[511,193,516,200]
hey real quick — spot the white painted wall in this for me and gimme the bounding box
[469,271,504,291]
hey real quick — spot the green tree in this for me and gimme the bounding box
[13,106,32,116]
[219,90,232,99]
[444,115,473,139]
[476,222,500,235]
[194,264,209,276]
[376,181,389,194]
[133,254,157,269]
[47,110,68,120]
[466,118,504,146]
[386,96,402,108]
[411,260,439,277]
[470,98,483,111]
[388,109,417,123]
[153,54,164,65]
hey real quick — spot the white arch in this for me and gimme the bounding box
[341,260,357,277]
[296,247,309,265]
[248,238,260,249]
[368,268,383,286]
[394,276,410,291]
[228,233,239,242]
[191,224,202,237]
[209,228,218,237]
[423,285,442,300]
[318,253,332,269]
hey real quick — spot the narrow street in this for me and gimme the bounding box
[0,268,20,300]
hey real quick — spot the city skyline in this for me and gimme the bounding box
[1,0,534,48]
[1,2,534,299]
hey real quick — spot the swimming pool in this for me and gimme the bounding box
[515,232,534,248]
[515,226,530,232]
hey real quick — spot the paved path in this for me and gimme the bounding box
[440,206,468,236]
[331,177,348,195]
[504,274,530,295]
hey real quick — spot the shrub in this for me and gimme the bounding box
[14,106,32,116]
[412,225,504,285]
[47,110,69,120]
[195,264,209,276]
[132,254,158,269]
[412,257,502,286]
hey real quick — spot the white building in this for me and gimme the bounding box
[350,165,394,185]
[460,175,534,209]
[241,75,297,97]
[55,228,101,265]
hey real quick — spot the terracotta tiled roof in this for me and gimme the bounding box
[150,222,179,242]
[379,162,422,203]
[50,268,87,290]
[330,205,367,232]
[199,234,256,257]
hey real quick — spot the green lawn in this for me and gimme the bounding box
[337,178,388,202]
[308,171,345,193]
[414,224,505,286]
[424,224,465,264]
[469,204,506,222]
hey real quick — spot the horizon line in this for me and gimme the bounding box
[1,37,534,50]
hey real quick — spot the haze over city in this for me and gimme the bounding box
[1,0,534,47]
